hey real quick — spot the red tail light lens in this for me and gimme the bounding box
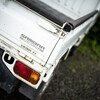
[14,61,40,84]
[14,61,32,80]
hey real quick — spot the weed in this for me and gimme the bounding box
[77,16,100,61]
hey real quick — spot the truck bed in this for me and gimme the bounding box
[16,0,73,27]
[16,0,98,31]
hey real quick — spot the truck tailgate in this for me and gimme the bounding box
[0,1,59,65]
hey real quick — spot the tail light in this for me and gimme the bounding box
[14,61,40,85]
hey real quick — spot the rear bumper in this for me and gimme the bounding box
[0,48,45,99]
[0,48,19,93]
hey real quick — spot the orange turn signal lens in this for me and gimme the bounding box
[28,70,40,84]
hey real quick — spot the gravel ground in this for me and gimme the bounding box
[0,50,100,100]
[41,51,100,100]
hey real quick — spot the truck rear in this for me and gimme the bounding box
[0,0,100,100]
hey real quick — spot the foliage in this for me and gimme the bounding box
[78,16,100,61]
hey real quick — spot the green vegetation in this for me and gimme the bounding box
[78,16,100,61]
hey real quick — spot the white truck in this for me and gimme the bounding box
[0,0,100,100]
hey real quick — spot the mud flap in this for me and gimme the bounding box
[18,82,45,100]
[0,48,19,93]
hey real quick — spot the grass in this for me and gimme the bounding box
[77,16,100,61]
